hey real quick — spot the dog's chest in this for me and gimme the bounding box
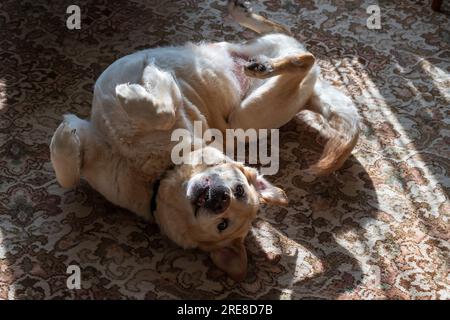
[140,148,174,180]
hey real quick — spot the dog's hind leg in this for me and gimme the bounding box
[50,114,113,189]
[227,0,292,35]
[50,114,152,219]
[50,114,93,188]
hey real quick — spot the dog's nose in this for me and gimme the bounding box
[205,185,230,214]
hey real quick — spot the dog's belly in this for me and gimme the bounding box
[149,43,244,131]
[90,43,245,179]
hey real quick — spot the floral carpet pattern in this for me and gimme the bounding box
[0,0,449,299]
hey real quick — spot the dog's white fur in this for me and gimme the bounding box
[50,1,360,279]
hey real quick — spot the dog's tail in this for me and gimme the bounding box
[305,81,360,176]
[227,0,292,35]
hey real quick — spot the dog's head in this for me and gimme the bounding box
[154,146,287,281]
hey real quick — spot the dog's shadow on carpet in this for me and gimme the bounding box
[246,157,379,299]
[240,115,381,299]
[39,114,379,299]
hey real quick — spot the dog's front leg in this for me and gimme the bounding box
[227,53,317,131]
[115,64,182,132]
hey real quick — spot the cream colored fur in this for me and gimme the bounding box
[49,0,360,280]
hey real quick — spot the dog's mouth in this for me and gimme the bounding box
[192,185,209,216]
[195,186,209,206]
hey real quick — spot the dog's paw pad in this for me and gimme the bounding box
[247,62,269,72]
[244,59,274,77]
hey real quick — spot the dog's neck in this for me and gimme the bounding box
[150,179,160,217]
[149,165,175,218]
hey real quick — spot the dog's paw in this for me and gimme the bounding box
[290,53,316,69]
[228,0,253,15]
[244,58,274,78]
[50,116,84,188]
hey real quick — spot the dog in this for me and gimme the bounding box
[49,0,360,281]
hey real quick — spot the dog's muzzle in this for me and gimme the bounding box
[188,175,231,214]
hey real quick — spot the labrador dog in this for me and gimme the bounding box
[50,1,360,280]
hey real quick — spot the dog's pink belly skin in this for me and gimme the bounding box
[230,53,252,99]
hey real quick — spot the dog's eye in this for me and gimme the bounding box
[234,184,245,198]
[217,219,229,232]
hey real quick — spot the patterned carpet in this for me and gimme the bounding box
[0,0,449,299]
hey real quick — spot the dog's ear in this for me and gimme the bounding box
[239,165,288,206]
[210,238,247,281]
